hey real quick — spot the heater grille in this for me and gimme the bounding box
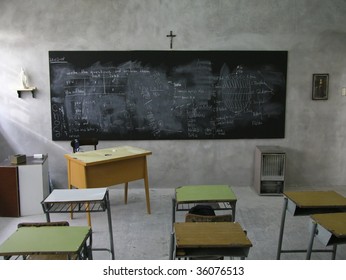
[262,154,285,179]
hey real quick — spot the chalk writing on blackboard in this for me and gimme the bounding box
[49,51,287,140]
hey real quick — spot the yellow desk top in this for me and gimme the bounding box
[284,191,346,208]
[64,145,152,166]
[311,213,346,238]
[174,222,252,248]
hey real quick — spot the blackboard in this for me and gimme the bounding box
[49,51,287,140]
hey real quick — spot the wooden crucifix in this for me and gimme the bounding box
[166,31,176,49]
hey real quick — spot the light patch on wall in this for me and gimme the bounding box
[9,106,31,125]
[0,30,24,44]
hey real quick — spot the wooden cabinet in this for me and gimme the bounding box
[253,146,286,195]
[0,165,20,217]
[0,155,49,216]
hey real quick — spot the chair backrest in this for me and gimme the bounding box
[17,221,75,260]
[185,213,233,223]
[17,221,69,228]
[71,138,98,153]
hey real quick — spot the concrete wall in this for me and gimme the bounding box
[1,0,346,190]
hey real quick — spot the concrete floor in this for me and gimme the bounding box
[0,186,345,260]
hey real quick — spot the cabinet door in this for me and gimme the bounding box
[0,166,20,217]
[18,163,46,216]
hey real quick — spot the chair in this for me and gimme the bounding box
[70,138,99,153]
[17,221,80,260]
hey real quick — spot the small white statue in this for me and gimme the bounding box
[20,67,29,89]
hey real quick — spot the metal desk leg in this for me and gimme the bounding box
[172,198,176,225]
[232,202,236,222]
[143,158,151,214]
[332,244,337,260]
[106,191,115,260]
[169,232,174,260]
[306,222,317,260]
[276,197,288,260]
[169,198,176,260]
[45,212,51,223]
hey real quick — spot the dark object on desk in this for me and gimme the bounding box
[71,138,98,153]
[188,204,215,216]
[10,154,26,164]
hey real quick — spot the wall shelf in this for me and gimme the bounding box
[17,87,37,98]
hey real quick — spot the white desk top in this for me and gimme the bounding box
[44,188,108,203]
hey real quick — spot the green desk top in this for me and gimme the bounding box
[176,185,236,203]
[0,226,91,256]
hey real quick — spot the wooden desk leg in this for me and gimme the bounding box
[124,182,128,204]
[144,158,151,214]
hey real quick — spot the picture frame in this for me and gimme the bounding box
[312,74,329,100]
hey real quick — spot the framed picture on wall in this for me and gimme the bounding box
[312,74,329,100]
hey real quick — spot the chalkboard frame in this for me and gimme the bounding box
[49,50,288,141]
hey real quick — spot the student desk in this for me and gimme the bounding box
[276,191,346,259]
[306,213,346,259]
[170,222,252,259]
[64,145,152,222]
[172,185,237,223]
[0,226,92,260]
[41,188,114,259]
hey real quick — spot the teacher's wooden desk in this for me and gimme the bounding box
[64,145,152,225]
[276,191,346,259]
[306,212,346,259]
[0,226,92,260]
[171,222,252,259]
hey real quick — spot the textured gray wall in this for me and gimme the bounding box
[1,0,346,190]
